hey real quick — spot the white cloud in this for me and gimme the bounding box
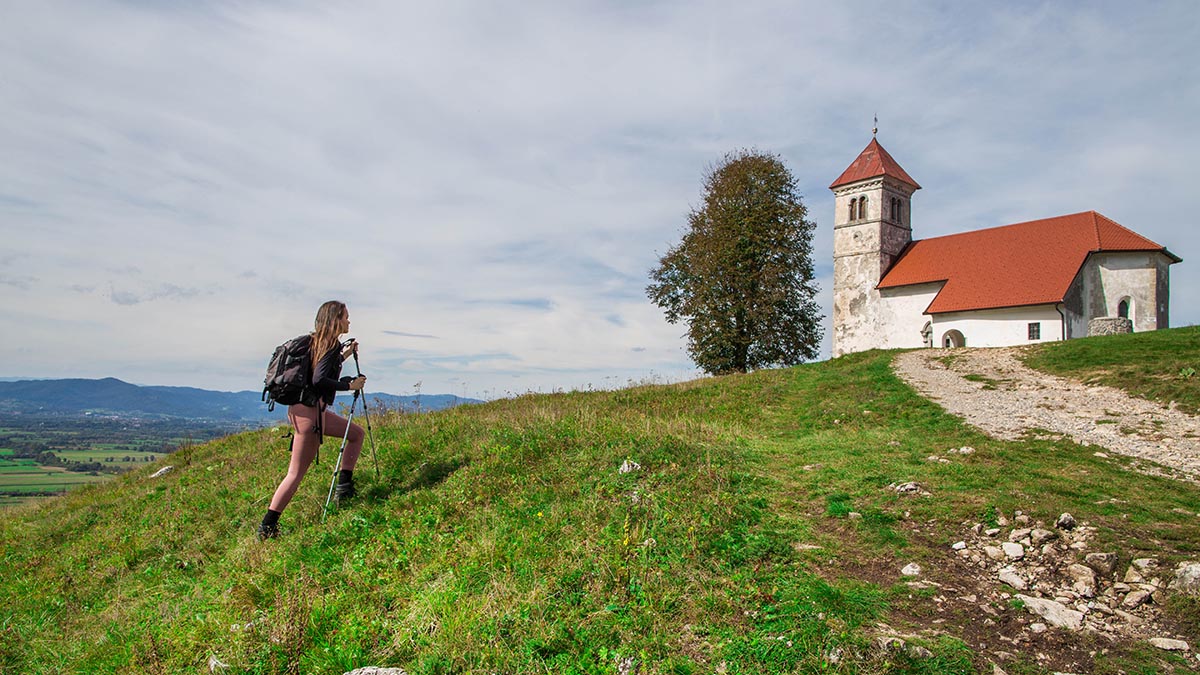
[1,0,1196,397]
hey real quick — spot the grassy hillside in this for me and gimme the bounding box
[1023,325,1200,415]
[2,341,1199,674]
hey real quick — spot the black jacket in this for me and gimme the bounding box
[310,342,351,406]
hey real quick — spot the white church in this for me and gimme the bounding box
[830,136,1180,357]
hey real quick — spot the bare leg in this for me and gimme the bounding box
[268,403,322,512]
[321,409,364,471]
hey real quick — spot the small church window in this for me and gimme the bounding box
[849,199,857,221]
[1028,322,1041,340]
[858,196,867,220]
[896,200,902,223]
[1117,299,1130,319]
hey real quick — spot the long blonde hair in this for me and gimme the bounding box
[310,300,347,373]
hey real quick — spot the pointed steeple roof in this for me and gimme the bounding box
[830,138,921,190]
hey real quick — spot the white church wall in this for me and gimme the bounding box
[1079,252,1170,332]
[931,305,1064,348]
[877,283,943,348]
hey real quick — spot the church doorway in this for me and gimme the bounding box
[921,321,933,348]
[942,330,966,348]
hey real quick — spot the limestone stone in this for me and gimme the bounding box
[1085,552,1119,578]
[1016,595,1084,630]
[984,546,1006,561]
[1169,562,1200,596]
[1056,513,1077,530]
[1123,590,1152,609]
[1148,638,1189,651]
[1008,528,1032,542]
[998,568,1027,591]
[1030,529,1057,545]
[1132,558,1159,572]
[1001,542,1025,559]
[1067,564,1096,598]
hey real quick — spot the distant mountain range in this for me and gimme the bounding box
[0,378,482,422]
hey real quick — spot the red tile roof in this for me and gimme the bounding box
[830,138,921,190]
[878,211,1180,314]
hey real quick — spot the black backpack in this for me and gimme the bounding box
[262,334,316,410]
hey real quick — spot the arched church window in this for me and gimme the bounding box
[1118,298,1130,319]
[849,199,857,221]
[858,196,867,220]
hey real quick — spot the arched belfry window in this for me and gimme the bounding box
[849,199,857,221]
[858,196,867,220]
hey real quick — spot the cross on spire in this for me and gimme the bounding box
[873,114,878,137]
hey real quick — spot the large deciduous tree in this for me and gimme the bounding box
[648,149,823,375]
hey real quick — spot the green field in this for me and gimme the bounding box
[0,417,234,507]
[0,454,110,506]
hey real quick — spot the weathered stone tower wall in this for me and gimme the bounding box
[831,176,917,357]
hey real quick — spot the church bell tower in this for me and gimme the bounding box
[829,135,920,357]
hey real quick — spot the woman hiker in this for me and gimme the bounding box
[258,300,366,539]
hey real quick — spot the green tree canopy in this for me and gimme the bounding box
[648,149,823,375]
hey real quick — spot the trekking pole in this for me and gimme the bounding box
[322,389,360,522]
[351,350,381,480]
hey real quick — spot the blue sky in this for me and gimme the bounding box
[1,1,1196,399]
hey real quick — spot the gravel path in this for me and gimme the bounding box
[893,347,1200,483]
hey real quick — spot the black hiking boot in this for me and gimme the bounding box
[334,480,357,503]
[258,509,281,540]
[257,522,280,540]
[334,470,356,503]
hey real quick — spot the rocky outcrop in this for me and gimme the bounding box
[946,510,1195,652]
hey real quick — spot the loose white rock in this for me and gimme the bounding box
[998,568,1027,591]
[1030,529,1057,545]
[1148,638,1189,651]
[952,541,967,550]
[1002,542,1025,559]
[1067,564,1097,598]
[150,465,175,478]
[1008,528,1032,542]
[619,459,641,474]
[1085,552,1119,578]
[901,563,922,577]
[1123,590,1152,609]
[1169,562,1200,596]
[1017,595,1084,630]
